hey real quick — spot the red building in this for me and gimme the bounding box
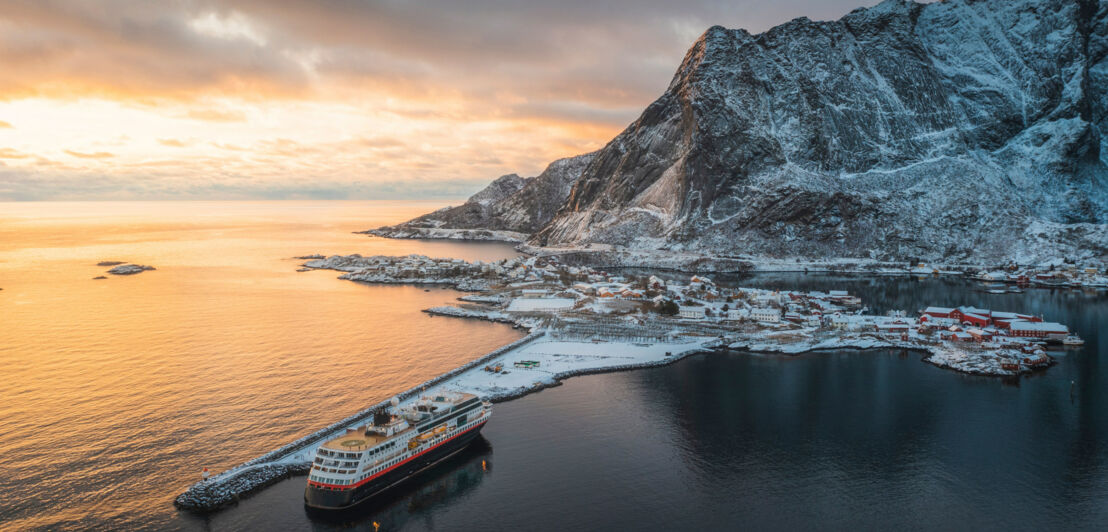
[1009,321,1068,338]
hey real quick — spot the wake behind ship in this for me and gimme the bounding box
[305,391,491,510]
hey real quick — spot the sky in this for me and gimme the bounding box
[0,0,890,200]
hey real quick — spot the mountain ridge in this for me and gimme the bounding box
[374,0,1108,265]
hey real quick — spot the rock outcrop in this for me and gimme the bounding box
[369,153,595,242]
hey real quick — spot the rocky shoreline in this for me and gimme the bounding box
[364,227,528,243]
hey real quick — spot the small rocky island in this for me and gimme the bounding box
[106,264,156,275]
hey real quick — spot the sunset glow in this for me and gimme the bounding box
[0,0,883,200]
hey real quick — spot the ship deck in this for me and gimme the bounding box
[320,428,392,451]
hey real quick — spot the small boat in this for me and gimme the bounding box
[1063,335,1085,346]
[986,289,1006,294]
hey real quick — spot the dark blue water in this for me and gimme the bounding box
[175,274,1108,531]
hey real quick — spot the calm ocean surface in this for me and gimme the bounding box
[2,202,1106,531]
[0,201,525,530]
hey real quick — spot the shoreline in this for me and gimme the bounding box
[363,223,1104,276]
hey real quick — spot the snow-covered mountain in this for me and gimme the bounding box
[380,0,1108,264]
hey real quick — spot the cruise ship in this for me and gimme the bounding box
[305,391,491,510]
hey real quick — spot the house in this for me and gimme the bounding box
[679,306,705,320]
[951,331,973,342]
[875,322,910,335]
[751,307,781,323]
[725,309,744,321]
[923,307,955,319]
[572,283,595,294]
[960,312,991,327]
[966,328,993,342]
[1008,321,1068,339]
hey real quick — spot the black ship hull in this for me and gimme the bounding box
[304,421,487,510]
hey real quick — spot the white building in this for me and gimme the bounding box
[751,307,781,323]
[505,298,576,313]
[679,306,705,320]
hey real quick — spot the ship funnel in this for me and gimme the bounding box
[372,406,392,426]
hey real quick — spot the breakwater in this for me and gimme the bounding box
[174,331,545,512]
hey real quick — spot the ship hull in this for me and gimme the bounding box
[304,421,487,510]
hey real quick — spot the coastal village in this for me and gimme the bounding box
[176,252,1090,511]
[303,253,1084,377]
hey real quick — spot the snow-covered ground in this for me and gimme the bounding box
[517,244,983,275]
[440,336,713,401]
[504,298,576,312]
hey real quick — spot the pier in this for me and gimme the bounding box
[174,331,716,511]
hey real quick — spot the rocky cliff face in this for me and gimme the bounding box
[369,152,595,241]
[383,0,1108,264]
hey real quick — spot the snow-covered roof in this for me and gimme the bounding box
[924,306,954,314]
[959,306,991,316]
[1009,321,1067,333]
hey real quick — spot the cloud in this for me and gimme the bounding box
[157,138,190,147]
[64,149,114,159]
[0,0,890,199]
[0,120,12,128]
[0,147,30,158]
[183,108,247,122]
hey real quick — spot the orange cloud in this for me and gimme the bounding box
[0,147,30,158]
[0,0,884,199]
[183,108,247,122]
[0,120,12,128]
[64,149,115,159]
